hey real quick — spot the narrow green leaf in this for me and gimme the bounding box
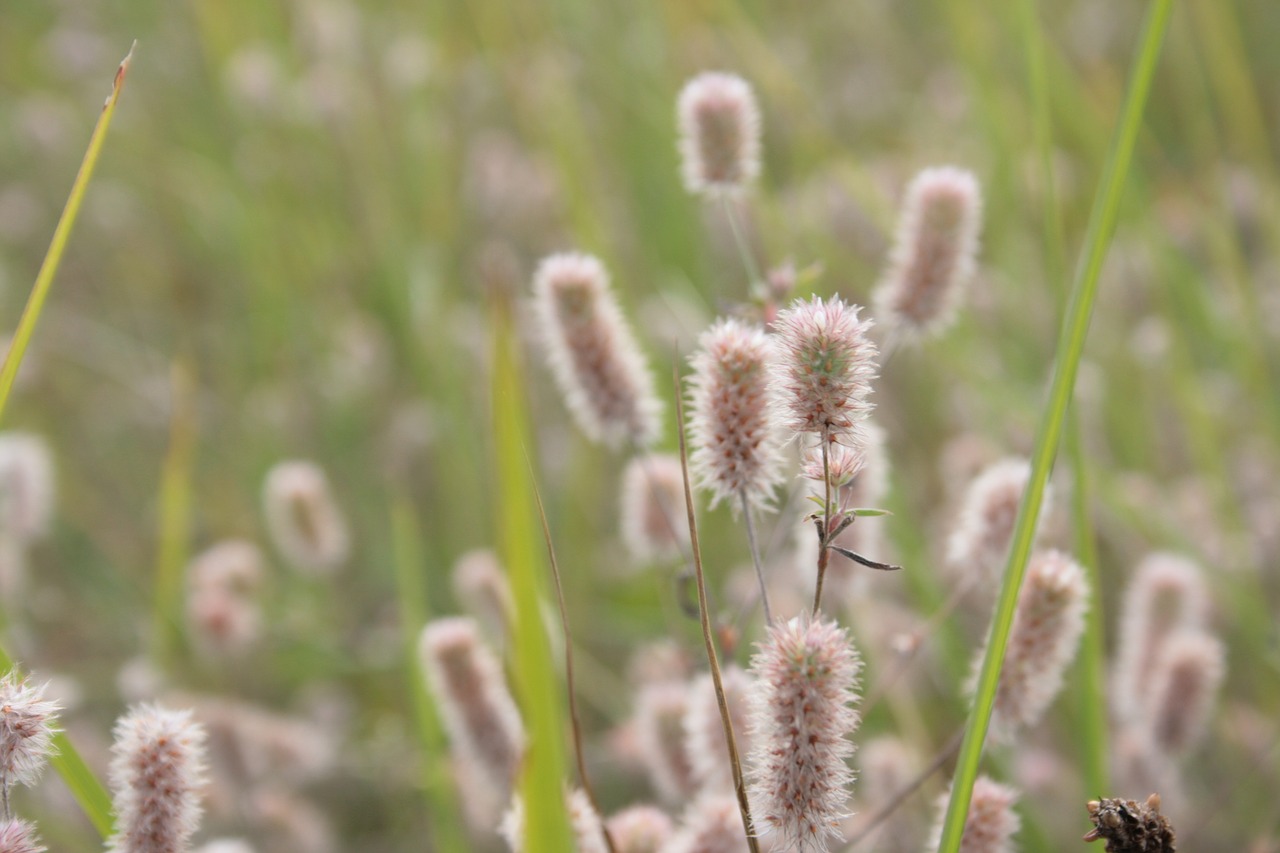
[1016,0,1109,795]
[150,362,198,668]
[936,3,1172,850]
[490,297,573,851]
[0,42,134,423]
[851,507,892,518]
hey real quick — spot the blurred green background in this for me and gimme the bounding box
[3,0,1280,850]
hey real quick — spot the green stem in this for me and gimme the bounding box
[1016,0,1108,795]
[935,3,1172,849]
[0,43,134,423]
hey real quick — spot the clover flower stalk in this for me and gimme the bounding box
[873,166,982,343]
[746,614,861,852]
[419,617,524,818]
[532,252,662,449]
[973,549,1088,743]
[678,72,765,290]
[0,674,58,824]
[769,296,878,612]
[107,704,208,853]
[688,318,784,621]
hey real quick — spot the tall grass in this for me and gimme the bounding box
[935,2,1173,849]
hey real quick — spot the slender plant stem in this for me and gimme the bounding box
[530,473,618,853]
[0,43,134,424]
[1017,0,1109,794]
[934,3,1173,850]
[813,434,832,613]
[740,489,773,626]
[844,727,965,850]
[723,197,764,291]
[674,363,760,853]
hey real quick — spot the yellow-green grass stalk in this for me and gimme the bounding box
[935,3,1172,850]
[491,297,574,851]
[0,43,134,421]
[150,361,198,668]
[390,497,468,853]
[1016,0,1109,796]
[0,42,134,841]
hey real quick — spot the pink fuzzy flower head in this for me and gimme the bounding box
[666,795,753,853]
[567,788,610,853]
[874,166,982,338]
[687,318,784,510]
[107,704,208,853]
[769,296,878,448]
[1146,629,1225,755]
[1111,552,1209,728]
[977,549,1088,742]
[419,618,524,801]
[0,673,59,791]
[620,454,690,565]
[946,458,1050,581]
[451,549,513,645]
[606,805,674,853]
[927,776,1020,853]
[500,789,610,853]
[747,614,861,852]
[684,665,754,795]
[677,72,762,197]
[186,540,265,658]
[635,681,696,803]
[261,460,350,574]
[532,252,662,449]
[0,818,45,853]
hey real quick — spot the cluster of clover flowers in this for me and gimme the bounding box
[0,67,1223,853]
[418,70,1225,853]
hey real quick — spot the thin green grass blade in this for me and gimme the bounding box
[0,43,134,423]
[1016,0,1109,796]
[0,43,134,841]
[150,362,198,668]
[390,498,468,853]
[935,3,1172,849]
[491,297,574,851]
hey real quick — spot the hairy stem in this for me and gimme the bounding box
[813,434,833,613]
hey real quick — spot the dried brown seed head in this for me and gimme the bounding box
[1082,794,1175,852]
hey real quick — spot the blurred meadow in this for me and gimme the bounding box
[2,0,1280,851]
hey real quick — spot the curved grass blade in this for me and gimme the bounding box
[934,3,1173,850]
[150,361,197,669]
[0,42,135,422]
